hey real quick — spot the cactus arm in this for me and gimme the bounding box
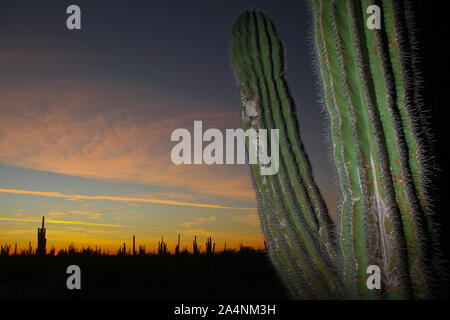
[261,14,336,248]
[232,34,311,298]
[249,12,342,291]
[259,13,342,266]
[234,14,329,298]
[236,44,316,298]
[249,165,319,299]
[232,11,346,299]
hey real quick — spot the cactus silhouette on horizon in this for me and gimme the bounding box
[175,233,181,255]
[157,237,167,255]
[193,235,200,255]
[230,1,442,299]
[36,216,46,256]
[206,236,215,255]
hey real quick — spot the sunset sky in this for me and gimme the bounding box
[0,0,337,252]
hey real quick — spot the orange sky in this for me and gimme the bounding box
[0,78,265,253]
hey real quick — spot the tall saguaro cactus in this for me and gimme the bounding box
[230,0,441,299]
[231,10,345,299]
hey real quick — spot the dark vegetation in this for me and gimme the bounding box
[0,238,288,300]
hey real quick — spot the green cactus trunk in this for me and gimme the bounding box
[231,10,345,299]
[230,1,440,299]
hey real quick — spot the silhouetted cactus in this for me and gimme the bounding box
[26,242,33,256]
[175,234,181,255]
[193,235,200,255]
[239,243,256,255]
[117,242,127,256]
[158,237,167,255]
[230,3,442,299]
[0,243,11,256]
[205,236,215,255]
[36,216,46,256]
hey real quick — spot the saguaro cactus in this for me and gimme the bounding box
[175,233,181,255]
[157,236,167,255]
[230,1,441,299]
[231,10,345,299]
[193,235,200,255]
[36,216,46,256]
[206,236,215,255]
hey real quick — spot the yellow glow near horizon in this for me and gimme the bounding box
[0,217,123,227]
[0,217,265,253]
[0,188,255,210]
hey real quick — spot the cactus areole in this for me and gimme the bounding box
[230,1,442,300]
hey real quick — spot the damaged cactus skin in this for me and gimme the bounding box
[230,1,442,299]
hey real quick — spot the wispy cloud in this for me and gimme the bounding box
[231,213,261,227]
[0,217,123,228]
[47,211,66,217]
[181,216,216,228]
[67,210,104,219]
[0,79,255,202]
[0,188,255,210]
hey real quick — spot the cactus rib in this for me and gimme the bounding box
[230,1,442,299]
[232,11,346,299]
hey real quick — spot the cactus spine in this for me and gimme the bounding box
[230,2,441,299]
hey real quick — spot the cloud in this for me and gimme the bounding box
[0,217,123,227]
[47,211,66,217]
[231,213,261,227]
[181,216,216,228]
[0,188,254,210]
[0,79,256,202]
[67,210,104,219]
